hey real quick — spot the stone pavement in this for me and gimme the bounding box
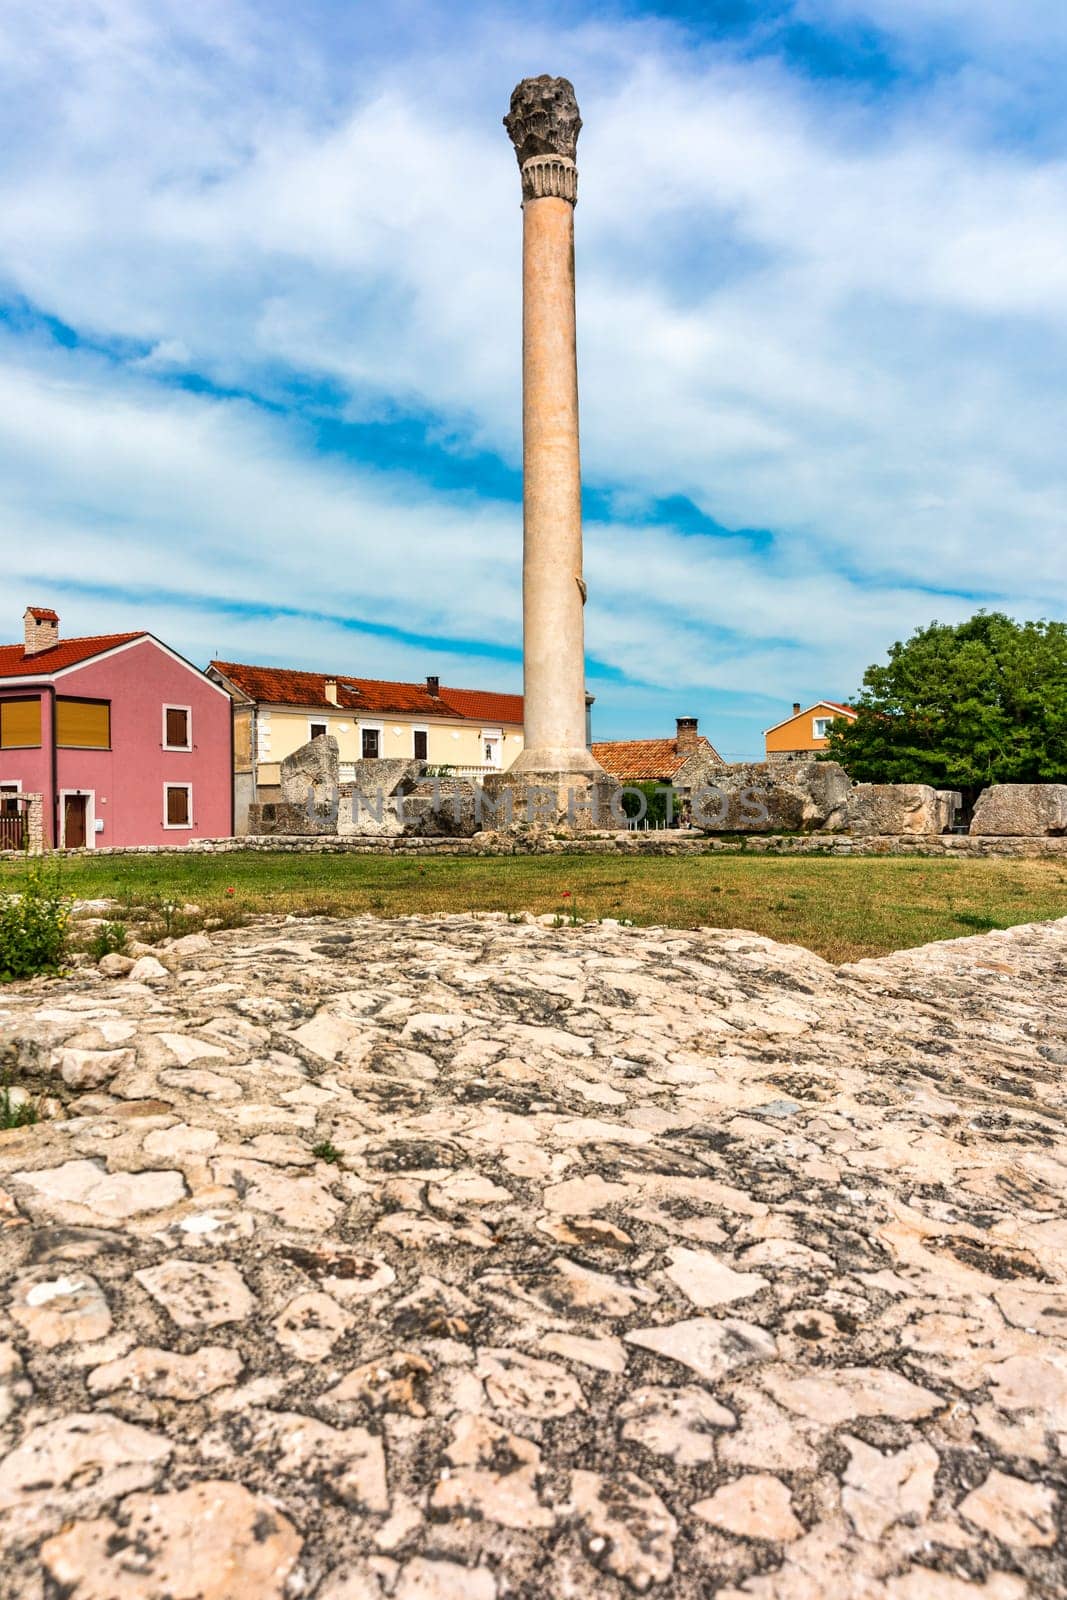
[0,912,1064,1599]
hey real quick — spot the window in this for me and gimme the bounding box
[0,782,20,816]
[0,698,41,749]
[309,721,328,740]
[812,717,835,740]
[413,728,428,761]
[164,784,192,828]
[163,705,191,749]
[481,730,502,768]
[56,698,110,749]
[361,727,380,759]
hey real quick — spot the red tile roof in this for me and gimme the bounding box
[0,633,143,679]
[210,661,523,725]
[592,734,722,783]
[436,686,523,725]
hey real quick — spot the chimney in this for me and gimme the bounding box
[324,678,339,706]
[676,716,699,755]
[426,675,440,697]
[24,606,59,656]
[792,702,801,716]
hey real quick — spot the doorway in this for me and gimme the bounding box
[62,792,90,849]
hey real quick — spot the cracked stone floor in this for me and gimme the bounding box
[0,912,1064,1599]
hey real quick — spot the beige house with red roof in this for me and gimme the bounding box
[764,700,856,761]
[207,660,525,831]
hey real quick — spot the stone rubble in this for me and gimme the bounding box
[0,910,1064,1598]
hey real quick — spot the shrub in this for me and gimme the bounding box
[620,782,678,827]
[86,921,127,960]
[0,863,70,982]
[0,1080,38,1129]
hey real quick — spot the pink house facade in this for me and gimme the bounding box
[0,608,233,849]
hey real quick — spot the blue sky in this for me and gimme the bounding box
[1,1,1065,758]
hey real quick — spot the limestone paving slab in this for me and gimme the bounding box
[0,911,1064,1598]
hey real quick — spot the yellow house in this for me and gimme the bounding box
[208,661,525,831]
[764,700,856,762]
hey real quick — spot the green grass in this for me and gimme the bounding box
[2,850,1066,962]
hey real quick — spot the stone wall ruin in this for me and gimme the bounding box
[246,737,1067,843]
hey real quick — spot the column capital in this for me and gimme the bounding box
[504,76,581,204]
[520,154,577,204]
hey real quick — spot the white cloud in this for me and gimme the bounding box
[0,0,1062,748]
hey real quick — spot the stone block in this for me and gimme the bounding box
[337,793,402,838]
[480,769,621,832]
[683,761,851,833]
[935,790,964,832]
[970,784,1067,836]
[337,762,433,837]
[280,736,339,805]
[846,784,959,837]
[399,779,481,837]
[248,802,324,836]
[348,758,424,797]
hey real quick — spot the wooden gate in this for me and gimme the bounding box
[0,812,25,851]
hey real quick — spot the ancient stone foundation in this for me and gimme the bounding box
[24,832,1066,860]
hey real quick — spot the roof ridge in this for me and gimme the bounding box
[440,682,521,695]
[212,660,521,699]
[211,659,326,675]
[593,734,711,746]
[1,629,143,651]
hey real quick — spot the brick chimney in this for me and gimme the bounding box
[792,701,801,716]
[676,716,699,755]
[426,675,440,697]
[24,606,59,656]
[324,678,339,706]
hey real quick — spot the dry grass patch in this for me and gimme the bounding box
[3,850,1066,962]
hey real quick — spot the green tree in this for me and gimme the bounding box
[619,782,678,827]
[824,613,1067,796]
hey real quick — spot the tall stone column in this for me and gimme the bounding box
[497,75,615,822]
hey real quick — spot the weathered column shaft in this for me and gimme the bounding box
[521,182,587,756]
[500,75,607,788]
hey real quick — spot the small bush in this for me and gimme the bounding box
[312,1139,343,1164]
[620,782,678,828]
[86,921,127,959]
[0,863,70,982]
[0,1082,38,1129]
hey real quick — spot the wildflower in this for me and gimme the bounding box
[562,891,571,899]
[224,886,235,897]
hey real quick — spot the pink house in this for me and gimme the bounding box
[0,607,233,849]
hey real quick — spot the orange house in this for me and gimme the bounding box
[764,700,856,762]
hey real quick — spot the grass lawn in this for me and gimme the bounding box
[3,850,1066,963]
